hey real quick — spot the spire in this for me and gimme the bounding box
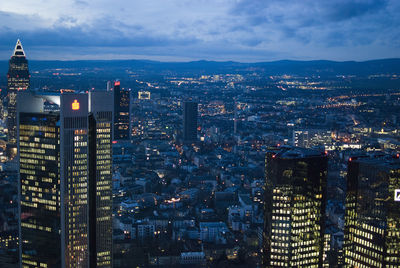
[12,39,26,57]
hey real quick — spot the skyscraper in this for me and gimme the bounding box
[113,81,130,141]
[263,147,328,267]
[88,92,113,267]
[19,106,61,267]
[343,155,400,267]
[18,91,113,268]
[183,101,198,142]
[8,39,30,157]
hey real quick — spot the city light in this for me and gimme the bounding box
[0,3,398,266]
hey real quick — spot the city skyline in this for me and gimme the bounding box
[0,9,399,267]
[0,1,399,61]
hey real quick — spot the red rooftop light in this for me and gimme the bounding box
[114,81,120,86]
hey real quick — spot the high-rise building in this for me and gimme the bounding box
[343,155,400,267]
[18,91,113,268]
[8,39,30,157]
[19,107,60,267]
[88,92,113,267]
[106,81,112,92]
[263,147,328,267]
[113,81,130,141]
[183,101,198,142]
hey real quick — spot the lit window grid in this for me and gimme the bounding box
[264,154,327,267]
[95,121,112,267]
[65,129,89,267]
[19,117,60,267]
[344,164,400,267]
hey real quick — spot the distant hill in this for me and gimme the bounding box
[0,58,399,76]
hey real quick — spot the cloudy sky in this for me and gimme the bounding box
[0,0,399,62]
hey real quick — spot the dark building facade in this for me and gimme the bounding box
[8,39,30,157]
[19,112,61,267]
[263,147,328,268]
[183,101,198,142]
[18,92,113,268]
[344,155,400,267]
[113,81,130,141]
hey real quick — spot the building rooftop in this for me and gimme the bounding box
[12,39,25,57]
[268,146,326,159]
[349,153,400,170]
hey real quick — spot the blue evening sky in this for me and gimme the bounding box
[0,0,399,62]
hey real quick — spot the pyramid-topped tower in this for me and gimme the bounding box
[12,39,26,57]
[7,39,30,157]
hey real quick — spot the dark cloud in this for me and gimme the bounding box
[325,0,388,22]
[0,16,199,49]
[241,37,264,47]
[230,0,270,16]
[230,0,389,25]
[229,0,399,50]
[74,0,88,6]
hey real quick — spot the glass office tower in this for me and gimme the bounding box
[18,92,113,268]
[89,92,113,267]
[263,147,328,268]
[183,101,198,142]
[113,81,130,141]
[344,155,400,267]
[19,112,61,267]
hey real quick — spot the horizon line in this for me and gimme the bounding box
[0,57,399,64]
